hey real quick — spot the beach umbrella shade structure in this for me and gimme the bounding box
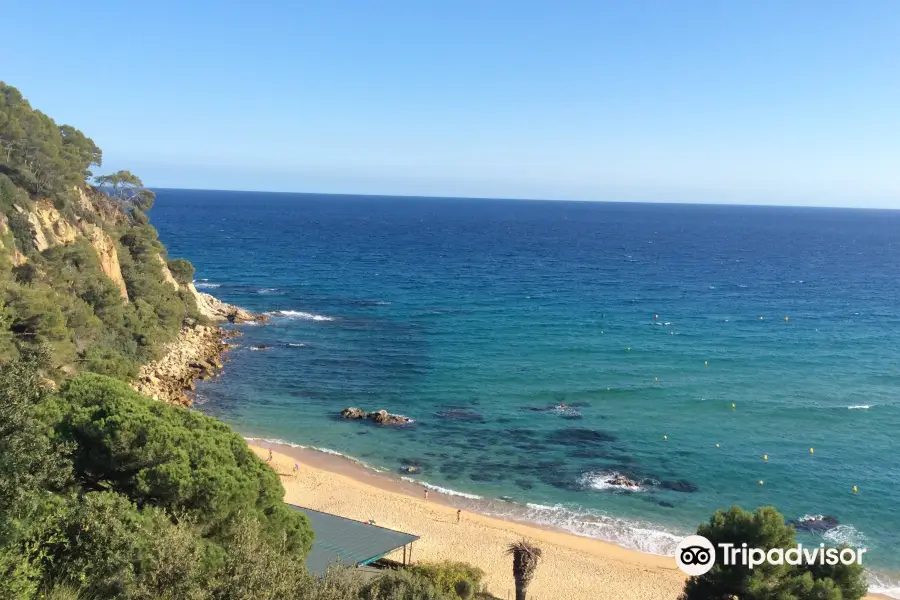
[507,539,542,600]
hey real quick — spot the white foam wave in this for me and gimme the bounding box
[194,281,221,289]
[823,524,868,547]
[256,288,279,294]
[487,502,681,555]
[245,436,305,449]
[266,310,335,322]
[286,342,306,347]
[549,406,582,418]
[847,405,871,410]
[398,477,483,500]
[867,570,900,599]
[240,320,262,326]
[244,437,377,469]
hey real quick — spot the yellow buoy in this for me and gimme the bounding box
[763,454,768,461]
[784,316,789,321]
[731,403,736,410]
[704,361,708,366]
[759,480,764,485]
[810,448,815,454]
[716,443,720,448]
[853,485,858,494]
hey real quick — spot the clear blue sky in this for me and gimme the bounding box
[4,1,899,207]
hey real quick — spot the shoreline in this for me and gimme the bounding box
[248,440,686,600]
[132,287,264,405]
[248,438,892,600]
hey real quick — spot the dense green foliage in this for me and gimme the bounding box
[0,83,101,202]
[0,82,201,380]
[680,506,867,600]
[50,374,313,555]
[167,257,195,284]
[408,562,484,598]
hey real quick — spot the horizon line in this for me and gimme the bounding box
[148,186,899,212]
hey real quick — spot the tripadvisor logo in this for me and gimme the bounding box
[675,535,867,576]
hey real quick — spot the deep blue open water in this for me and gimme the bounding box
[151,189,900,594]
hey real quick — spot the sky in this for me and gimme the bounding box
[3,1,899,207]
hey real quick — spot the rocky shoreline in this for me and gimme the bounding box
[132,292,264,406]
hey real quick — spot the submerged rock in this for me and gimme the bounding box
[659,479,699,493]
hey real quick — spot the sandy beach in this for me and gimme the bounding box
[250,441,687,600]
[249,441,890,600]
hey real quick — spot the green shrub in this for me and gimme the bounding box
[362,569,454,600]
[167,258,194,285]
[453,579,475,599]
[51,374,315,557]
[409,562,485,598]
[680,506,867,600]
[7,209,35,255]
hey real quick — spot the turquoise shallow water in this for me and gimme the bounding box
[151,190,900,593]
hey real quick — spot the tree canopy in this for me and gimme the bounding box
[680,506,867,600]
[0,82,101,202]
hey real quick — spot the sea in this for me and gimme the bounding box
[150,189,900,595]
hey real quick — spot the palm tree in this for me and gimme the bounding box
[506,539,542,600]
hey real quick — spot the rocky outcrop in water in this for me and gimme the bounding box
[186,282,263,323]
[789,515,840,532]
[340,407,412,425]
[605,474,641,489]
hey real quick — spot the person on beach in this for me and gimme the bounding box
[424,489,429,500]
[267,450,272,462]
[293,463,299,475]
[457,509,461,524]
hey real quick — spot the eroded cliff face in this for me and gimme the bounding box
[83,223,129,300]
[10,193,129,300]
[158,254,180,290]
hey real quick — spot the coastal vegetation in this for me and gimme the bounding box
[0,80,870,600]
[506,540,542,600]
[0,80,202,381]
[681,506,866,600]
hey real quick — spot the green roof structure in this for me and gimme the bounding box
[288,505,420,576]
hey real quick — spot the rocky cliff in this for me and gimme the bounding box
[9,194,129,300]
[132,320,237,405]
